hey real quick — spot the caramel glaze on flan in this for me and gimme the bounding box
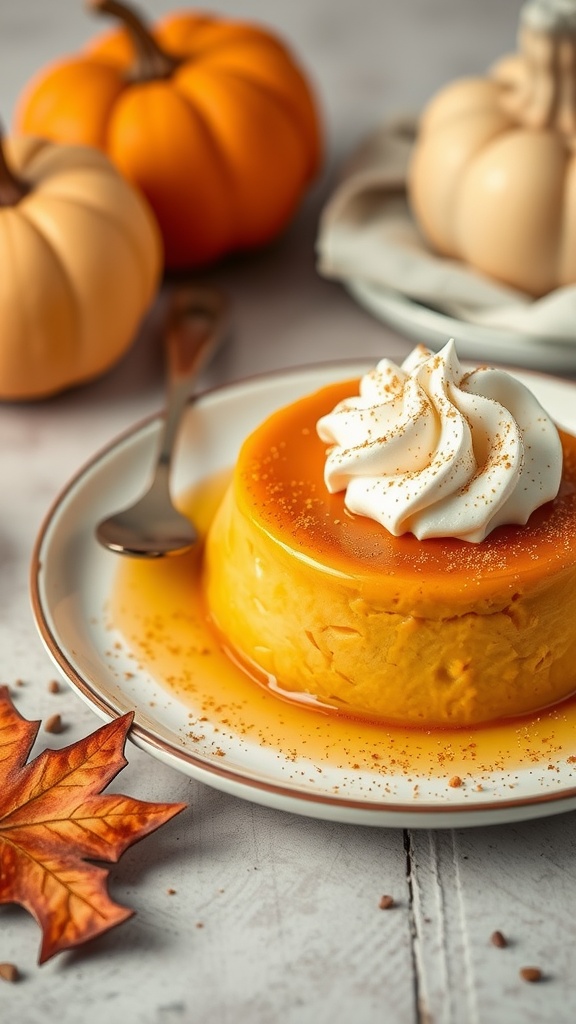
[203,378,576,728]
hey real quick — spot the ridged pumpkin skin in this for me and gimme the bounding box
[15,5,322,270]
[407,76,576,298]
[0,136,161,400]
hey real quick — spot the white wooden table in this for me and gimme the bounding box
[3,2,576,1022]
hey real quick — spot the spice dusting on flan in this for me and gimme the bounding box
[204,342,576,727]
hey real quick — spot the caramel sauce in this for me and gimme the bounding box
[239,379,576,593]
[109,470,576,783]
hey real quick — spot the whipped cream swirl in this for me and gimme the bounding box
[316,341,563,542]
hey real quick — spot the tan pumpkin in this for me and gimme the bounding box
[0,127,162,400]
[408,1,576,297]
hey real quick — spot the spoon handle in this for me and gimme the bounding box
[157,285,229,475]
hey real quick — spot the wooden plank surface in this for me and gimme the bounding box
[3,2,576,1023]
[409,822,576,1023]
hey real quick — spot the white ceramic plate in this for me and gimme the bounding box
[348,279,576,373]
[31,362,576,829]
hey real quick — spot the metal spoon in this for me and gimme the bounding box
[96,284,229,557]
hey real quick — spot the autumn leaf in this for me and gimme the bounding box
[0,685,186,963]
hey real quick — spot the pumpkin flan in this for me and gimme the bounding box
[203,342,576,727]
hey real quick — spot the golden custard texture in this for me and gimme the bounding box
[203,379,576,727]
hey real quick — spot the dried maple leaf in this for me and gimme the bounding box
[0,685,186,963]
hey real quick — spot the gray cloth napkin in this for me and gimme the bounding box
[317,118,576,343]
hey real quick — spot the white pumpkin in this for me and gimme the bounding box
[408,0,576,297]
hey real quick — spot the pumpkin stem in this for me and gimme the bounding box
[496,1,576,137]
[88,0,179,82]
[0,127,29,207]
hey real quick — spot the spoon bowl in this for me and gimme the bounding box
[96,486,198,557]
[96,284,229,557]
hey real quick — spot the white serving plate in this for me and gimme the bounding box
[31,362,576,829]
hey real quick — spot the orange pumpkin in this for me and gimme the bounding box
[15,0,323,270]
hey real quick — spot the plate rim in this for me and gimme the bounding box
[29,360,576,828]
[347,278,576,371]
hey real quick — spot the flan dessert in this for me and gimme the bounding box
[203,341,576,727]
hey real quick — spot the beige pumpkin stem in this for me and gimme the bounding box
[0,127,29,207]
[88,0,180,82]
[496,2,576,137]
